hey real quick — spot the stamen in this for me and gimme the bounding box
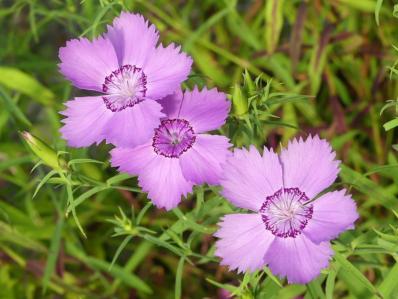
[260,188,313,238]
[152,119,196,158]
[102,65,147,112]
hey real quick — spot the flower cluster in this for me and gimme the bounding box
[59,12,358,284]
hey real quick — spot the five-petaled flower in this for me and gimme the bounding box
[110,87,231,210]
[59,12,192,148]
[214,136,359,284]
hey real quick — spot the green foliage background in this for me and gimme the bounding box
[1,0,398,298]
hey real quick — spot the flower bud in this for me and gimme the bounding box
[21,131,66,171]
[232,84,248,118]
[243,69,255,93]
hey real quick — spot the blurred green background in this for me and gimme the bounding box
[1,0,398,298]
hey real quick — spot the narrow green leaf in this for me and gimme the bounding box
[0,67,54,105]
[184,7,231,51]
[0,221,47,253]
[42,215,64,294]
[175,256,185,299]
[376,262,398,298]
[143,234,184,257]
[266,94,309,106]
[136,202,152,225]
[265,0,285,53]
[68,158,105,167]
[258,276,281,297]
[110,241,153,291]
[107,173,132,185]
[65,182,86,238]
[277,285,306,299]
[173,208,211,234]
[0,156,32,172]
[338,0,376,12]
[380,100,398,115]
[375,0,383,25]
[307,279,326,299]
[28,4,38,42]
[364,164,398,176]
[325,269,337,299]
[0,86,31,127]
[33,170,58,198]
[67,185,108,213]
[189,47,230,86]
[262,120,299,129]
[340,165,396,209]
[67,243,152,294]
[109,235,134,270]
[227,10,261,50]
[334,252,380,297]
[89,2,117,38]
[206,278,237,292]
[383,118,398,131]
[372,263,398,299]
[263,266,282,287]
[124,241,152,272]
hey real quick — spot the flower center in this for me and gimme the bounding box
[260,188,313,238]
[152,119,196,158]
[102,65,147,112]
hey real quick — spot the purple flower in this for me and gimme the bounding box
[59,12,192,148]
[215,136,358,284]
[111,87,231,210]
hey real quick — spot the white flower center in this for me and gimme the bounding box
[102,65,147,112]
[260,188,313,238]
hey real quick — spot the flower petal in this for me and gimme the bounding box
[159,87,230,133]
[103,100,164,147]
[215,213,275,273]
[110,143,155,175]
[280,135,340,199]
[59,36,118,91]
[145,44,192,100]
[303,190,358,244]
[157,89,183,118]
[60,96,113,147]
[220,146,283,211]
[180,134,231,185]
[264,235,333,284]
[106,12,159,66]
[138,155,193,210]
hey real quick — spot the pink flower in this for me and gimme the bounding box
[59,12,192,148]
[111,87,231,210]
[215,136,359,284]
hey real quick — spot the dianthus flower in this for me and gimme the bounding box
[59,12,192,147]
[215,136,358,284]
[111,87,231,209]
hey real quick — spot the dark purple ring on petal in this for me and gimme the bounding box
[152,119,196,158]
[260,187,313,238]
[102,64,147,112]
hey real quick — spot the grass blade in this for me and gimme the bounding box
[175,256,185,299]
[334,252,381,297]
[109,235,134,270]
[375,0,384,25]
[42,215,64,294]
[376,262,398,298]
[0,86,31,127]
